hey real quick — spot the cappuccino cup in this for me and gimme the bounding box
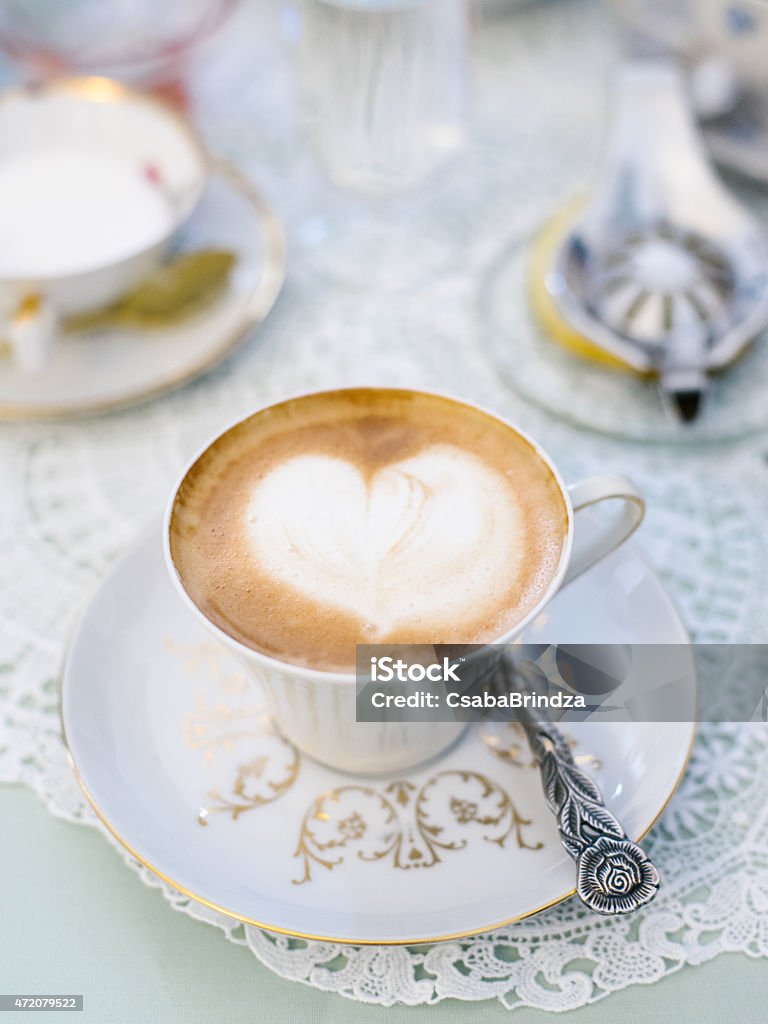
[164,388,644,774]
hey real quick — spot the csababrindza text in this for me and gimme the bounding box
[370,690,587,709]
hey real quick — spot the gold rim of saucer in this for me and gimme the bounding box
[58,532,697,946]
[0,76,286,421]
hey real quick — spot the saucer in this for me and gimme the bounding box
[62,526,695,945]
[0,160,285,420]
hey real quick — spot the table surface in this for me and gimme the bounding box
[1,784,766,1023]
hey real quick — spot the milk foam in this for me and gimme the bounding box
[169,390,568,671]
[244,445,527,638]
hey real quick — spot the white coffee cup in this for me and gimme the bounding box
[163,390,645,775]
[0,77,207,371]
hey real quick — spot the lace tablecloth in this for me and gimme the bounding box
[2,0,768,1011]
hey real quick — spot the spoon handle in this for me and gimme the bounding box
[520,715,660,914]
[496,658,661,914]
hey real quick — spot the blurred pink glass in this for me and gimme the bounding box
[0,0,241,107]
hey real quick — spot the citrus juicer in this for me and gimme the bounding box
[544,59,768,421]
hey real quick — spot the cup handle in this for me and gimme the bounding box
[562,474,645,586]
[2,294,57,372]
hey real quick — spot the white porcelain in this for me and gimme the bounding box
[163,389,645,775]
[620,1,768,98]
[0,160,285,419]
[62,524,695,944]
[688,1,768,91]
[0,77,206,371]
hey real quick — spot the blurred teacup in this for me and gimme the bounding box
[696,0,768,91]
[0,77,206,371]
[616,1,768,114]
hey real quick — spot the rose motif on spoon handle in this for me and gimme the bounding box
[498,658,661,914]
[532,722,660,914]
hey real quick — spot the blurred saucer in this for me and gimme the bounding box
[62,524,694,945]
[0,160,284,420]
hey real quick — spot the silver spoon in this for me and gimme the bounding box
[545,58,768,421]
[496,656,660,915]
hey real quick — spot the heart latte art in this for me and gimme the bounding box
[169,390,567,671]
[244,447,526,636]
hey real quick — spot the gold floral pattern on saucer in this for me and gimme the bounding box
[480,721,602,772]
[292,770,542,885]
[169,638,301,825]
[168,638,601,877]
[194,715,300,827]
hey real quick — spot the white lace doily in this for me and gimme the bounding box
[2,0,768,1010]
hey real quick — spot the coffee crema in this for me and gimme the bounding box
[169,390,568,672]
